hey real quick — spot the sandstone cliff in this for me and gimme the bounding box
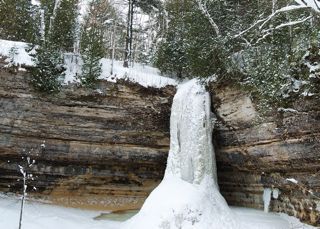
[1,67,319,226]
[212,86,320,226]
[0,67,174,210]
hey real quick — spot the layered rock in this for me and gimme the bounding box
[1,65,319,226]
[0,68,175,210]
[212,86,320,226]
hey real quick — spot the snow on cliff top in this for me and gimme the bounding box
[0,39,176,89]
[64,54,177,88]
[0,39,34,66]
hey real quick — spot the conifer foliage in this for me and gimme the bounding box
[79,26,104,88]
[30,41,65,93]
[29,0,79,92]
[0,0,36,42]
[78,0,113,87]
[50,0,79,52]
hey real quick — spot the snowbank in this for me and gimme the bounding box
[0,195,316,229]
[0,39,34,66]
[0,195,120,229]
[63,56,177,89]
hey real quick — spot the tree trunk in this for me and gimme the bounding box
[18,174,26,229]
[123,0,133,68]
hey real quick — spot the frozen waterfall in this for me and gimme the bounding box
[124,79,238,229]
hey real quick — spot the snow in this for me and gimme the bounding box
[277,108,299,113]
[0,39,34,66]
[295,0,320,12]
[63,54,177,88]
[99,59,177,88]
[286,178,299,184]
[272,188,280,199]
[0,39,176,89]
[0,195,316,229]
[0,195,120,229]
[31,0,40,6]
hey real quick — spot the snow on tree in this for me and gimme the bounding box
[30,41,65,92]
[0,0,37,42]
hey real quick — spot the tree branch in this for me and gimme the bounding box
[234,4,311,39]
[196,0,220,36]
[255,15,313,44]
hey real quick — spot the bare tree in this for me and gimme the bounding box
[18,150,37,229]
[123,0,135,67]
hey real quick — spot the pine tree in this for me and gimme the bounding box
[0,0,36,42]
[50,0,79,52]
[154,0,223,78]
[30,41,64,92]
[154,0,320,103]
[78,0,107,88]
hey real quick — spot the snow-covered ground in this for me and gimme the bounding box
[0,196,315,229]
[0,39,176,89]
[0,39,34,66]
[63,53,177,88]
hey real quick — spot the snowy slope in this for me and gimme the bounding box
[0,39,176,88]
[63,54,177,88]
[0,39,34,66]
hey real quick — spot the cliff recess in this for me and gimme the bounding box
[213,86,320,226]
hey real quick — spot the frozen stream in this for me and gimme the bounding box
[123,79,237,228]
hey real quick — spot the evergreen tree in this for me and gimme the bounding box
[155,0,320,103]
[30,41,65,92]
[39,0,79,51]
[50,0,79,52]
[78,0,107,87]
[154,0,227,78]
[0,0,36,42]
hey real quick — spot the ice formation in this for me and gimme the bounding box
[263,188,272,213]
[123,79,238,229]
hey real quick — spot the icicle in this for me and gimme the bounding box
[272,188,280,199]
[263,188,272,213]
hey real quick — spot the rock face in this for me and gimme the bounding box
[0,67,175,210]
[212,86,320,226]
[1,66,320,226]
